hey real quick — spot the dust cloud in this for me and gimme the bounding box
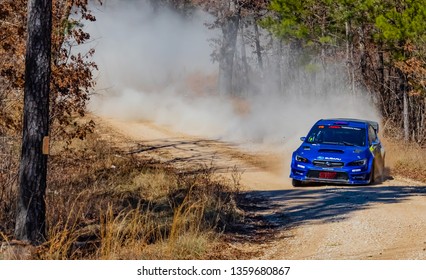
[87,1,380,175]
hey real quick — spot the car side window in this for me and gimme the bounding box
[368,125,377,145]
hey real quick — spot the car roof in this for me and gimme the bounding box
[316,118,379,131]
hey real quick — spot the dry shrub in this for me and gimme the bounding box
[95,164,240,260]
[12,131,241,260]
[0,135,19,239]
[0,0,99,143]
[382,137,426,182]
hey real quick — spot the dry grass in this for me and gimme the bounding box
[0,130,241,260]
[0,134,19,235]
[383,137,426,182]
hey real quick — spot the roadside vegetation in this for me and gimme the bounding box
[0,129,242,259]
[383,137,426,183]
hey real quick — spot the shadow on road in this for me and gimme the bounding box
[238,184,426,232]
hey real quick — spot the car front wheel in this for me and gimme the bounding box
[292,179,302,187]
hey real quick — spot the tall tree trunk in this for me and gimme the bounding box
[345,21,355,95]
[403,90,409,142]
[277,39,284,95]
[423,97,426,143]
[378,43,386,116]
[253,19,263,74]
[398,69,409,141]
[239,23,249,96]
[358,26,367,78]
[218,13,240,96]
[15,0,52,245]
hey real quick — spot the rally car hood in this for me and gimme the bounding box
[295,143,370,162]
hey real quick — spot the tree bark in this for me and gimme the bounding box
[253,19,263,74]
[239,23,249,96]
[397,69,410,141]
[15,0,52,245]
[358,26,367,78]
[274,38,283,95]
[218,12,240,96]
[378,43,386,117]
[345,21,355,95]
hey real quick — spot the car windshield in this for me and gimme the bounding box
[305,125,366,146]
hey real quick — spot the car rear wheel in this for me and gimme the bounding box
[292,179,302,187]
[380,154,386,182]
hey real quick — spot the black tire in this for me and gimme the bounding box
[368,162,375,185]
[292,179,302,187]
[380,154,386,182]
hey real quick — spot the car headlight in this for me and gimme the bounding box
[347,158,367,166]
[295,155,310,163]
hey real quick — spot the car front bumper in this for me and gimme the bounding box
[290,161,372,185]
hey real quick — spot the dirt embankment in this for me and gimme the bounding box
[98,116,426,260]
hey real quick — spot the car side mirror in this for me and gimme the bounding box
[300,137,306,142]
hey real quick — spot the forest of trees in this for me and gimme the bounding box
[264,0,426,143]
[2,0,426,143]
[149,0,426,143]
[0,0,425,243]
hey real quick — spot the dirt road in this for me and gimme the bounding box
[98,116,426,260]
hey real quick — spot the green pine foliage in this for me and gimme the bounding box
[375,0,426,58]
[264,0,426,141]
[267,0,426,59]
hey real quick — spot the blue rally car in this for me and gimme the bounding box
[290,118,385,186]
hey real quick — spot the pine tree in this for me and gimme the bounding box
[15,0,53,245]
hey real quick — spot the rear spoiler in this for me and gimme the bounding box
[325,118,380,133]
